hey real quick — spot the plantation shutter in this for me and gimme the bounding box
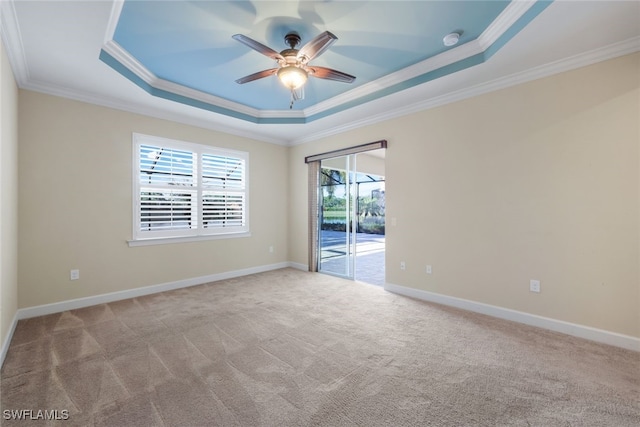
[133,134,249,242]
[201,153,246,229]
[138,144,197,234]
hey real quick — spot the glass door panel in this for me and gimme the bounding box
[319,155,356,278]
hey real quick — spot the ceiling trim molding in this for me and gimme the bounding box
[291,36,640,146]
[13,36,639,148]
[478,0,537,50]
[101,38,485,124]
[101,3,308,124]
[305,0,537,117]
[19,75,289,146]
[100,45,308,124]
[301,0,552,123]
[99,0,548,125]
[302,39,484,118]
[0,0,29,86]
[101,41,155,84]
[104,38,302,120]
[103,0,123,44]
[101,42,261,119]
[6,0,635,147]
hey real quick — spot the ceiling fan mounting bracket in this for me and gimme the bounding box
[284,32,301,49]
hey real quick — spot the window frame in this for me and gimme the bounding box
[129,133,250,246]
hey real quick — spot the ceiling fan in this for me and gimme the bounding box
[232,31,356,108]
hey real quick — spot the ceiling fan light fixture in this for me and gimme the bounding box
[277,66,308,90]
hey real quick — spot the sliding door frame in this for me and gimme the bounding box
[305,140,387,273]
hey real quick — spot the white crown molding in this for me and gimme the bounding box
[20,77,287,146]
[292,36,640,145]
[18,35,639,148]
[104,25,484,122]
[303,39,484,117]
[303,0,536,117]
[6,0,638,147]
[103,40,306,120]
[102,5,299,121]
[478,0,537,50]
[3,0,550,128]
[0,0,29,86]
[101,0,537,122]
[104,0,124,44]
[102,41,256,117]
[102,40,156,84]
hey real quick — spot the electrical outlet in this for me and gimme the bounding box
[269,246,274,253]
[70,269,80,281]
[400,261,406,270]
[426,265,432,274]
[530,279,540,293]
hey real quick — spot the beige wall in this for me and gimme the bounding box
[9,51,640,341]
[1,40,19,347]
[18,91,289,308]
[289,53,640,338]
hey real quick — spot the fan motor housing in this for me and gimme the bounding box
[280,48,299,58]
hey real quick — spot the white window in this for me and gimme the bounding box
[131,133,249,245]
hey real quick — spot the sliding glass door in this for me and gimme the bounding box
[306,139,387,283]
[318,154,357,278]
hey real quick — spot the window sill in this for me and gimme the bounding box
[128,232,251,247]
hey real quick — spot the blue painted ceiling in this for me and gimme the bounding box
[100,0,550,123]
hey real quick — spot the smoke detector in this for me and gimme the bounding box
[443,32,460,47]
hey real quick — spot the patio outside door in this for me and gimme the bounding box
[318,154,357,279]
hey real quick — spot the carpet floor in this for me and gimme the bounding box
[1,268,638,426]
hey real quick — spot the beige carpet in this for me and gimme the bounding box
[1,268,638,426]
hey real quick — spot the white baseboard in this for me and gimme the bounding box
[5,265,635,371]
[16,262,292,321]
[0,314,19,369]
[384,282,640,352]
[288,262,308,271]
[1,262,299,368]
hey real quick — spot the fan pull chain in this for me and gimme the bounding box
[289,90,294,109]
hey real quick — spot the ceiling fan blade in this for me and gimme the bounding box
[235,68,278,84]
[297,31,337,63]
[308,66,356,83]
[232,34,284,61]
